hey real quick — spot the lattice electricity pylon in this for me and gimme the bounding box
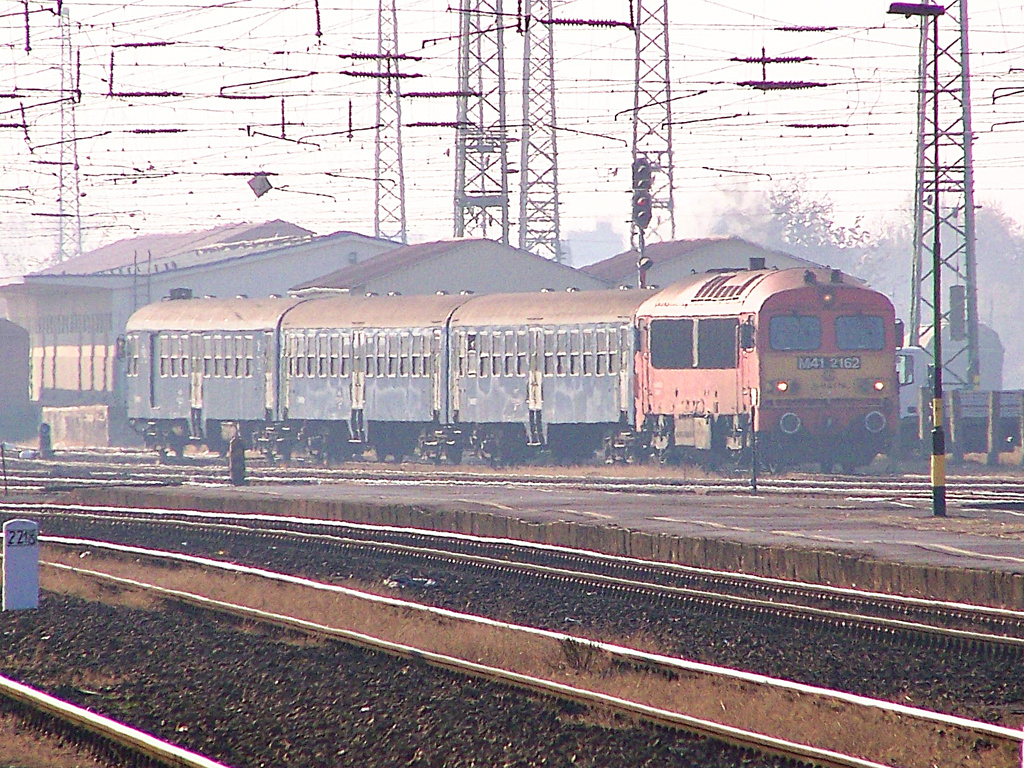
[518,0,562,262]
[374,0,407,244]
[631,0,674,248]
[909,0,979,388]
[454,0,510,244]
[57,3,82,262]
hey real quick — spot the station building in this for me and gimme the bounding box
[290,238,610,297]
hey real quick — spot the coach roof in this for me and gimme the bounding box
[451,288,651,327]
[281,293,471,330]
[126,297,303,332]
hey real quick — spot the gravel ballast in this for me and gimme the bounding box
[0,594,806,768]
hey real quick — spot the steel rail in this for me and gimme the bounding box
[0,672,232,768]
[45,558,1023,768]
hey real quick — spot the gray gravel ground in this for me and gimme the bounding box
[0,594,806,768]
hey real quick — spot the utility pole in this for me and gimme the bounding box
[454,0,510,244]
[908,0,979,389]
[631,0,675,248]
[58,3,82,262]
[374,0,407,244]
[518,0,562,262]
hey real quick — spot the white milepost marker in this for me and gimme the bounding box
[3,519,39,611]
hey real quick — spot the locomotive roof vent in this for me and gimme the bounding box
[436,290,448,295]
[168,287,193,301]
[460,290,475,295]
[804,270,817,285]
[269,293,281,298]
[749,256,766,270]
[365,292,378,297]
[566,287,579,292]
[540,288,553,292]
[235,294,248,299]
[618,284,633,290]
[830,269,843,284]
[387,291,402,296]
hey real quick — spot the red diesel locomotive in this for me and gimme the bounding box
[634,267,898,470]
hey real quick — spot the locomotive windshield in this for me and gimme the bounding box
[835,315,885,350]
[769,315,821,351]
[650,319,693,369]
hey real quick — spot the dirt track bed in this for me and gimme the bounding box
[0,594,806,768]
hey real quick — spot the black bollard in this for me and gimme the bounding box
[38,423,53,460]
[228,433,247,486]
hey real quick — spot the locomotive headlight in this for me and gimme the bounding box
[775,380,789,393]
[873,380,886,392]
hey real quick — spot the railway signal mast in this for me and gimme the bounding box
[631,0,675,248]
[632,156,654,287]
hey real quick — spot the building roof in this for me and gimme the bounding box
[291,238,594,293]
[33,220,315,277]
[581,236,818,284]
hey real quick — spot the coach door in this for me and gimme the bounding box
[189,333,203,410]
[430,329,444,418]
[351,331,366,410]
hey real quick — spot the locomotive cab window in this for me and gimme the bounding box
[696,318,738,369]
[835,315,885,351]
[769,315,821,351]
[649,319,694,369]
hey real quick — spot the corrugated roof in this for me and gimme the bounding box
[33,220,315,277]
[292,238,584,292]
[581,236,818,283]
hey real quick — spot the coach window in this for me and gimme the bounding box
[339,335,350,377]
[650,319,694,369]
[244,336,254,377]
[595,331,608,375]
[305,333,315,377]
[769,315,821,351]
[581,329,594,376]
[224,336,234,378]
[835,315,885,351]
[515,331,527,376]
[397,333,408,376]
[569,330,581,376]
[696,318,738,369]
[169,336,179,377]
[556,331,568,376]
[492,333,502,377]
[235,336,244,378]
[202,337,212,376]
[315,334,326,377]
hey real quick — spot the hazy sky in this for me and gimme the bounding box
[3,0,1024,266]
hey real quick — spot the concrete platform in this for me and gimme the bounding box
[67,479,1024,610]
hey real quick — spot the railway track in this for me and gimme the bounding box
[0,671,230,768]
[39,538,1024,768]
[7,447,1024,506]
[23,502,1024,650]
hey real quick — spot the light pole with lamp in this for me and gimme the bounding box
[888,1,947,517]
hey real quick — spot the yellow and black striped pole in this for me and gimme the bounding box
[931,395,946,517]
